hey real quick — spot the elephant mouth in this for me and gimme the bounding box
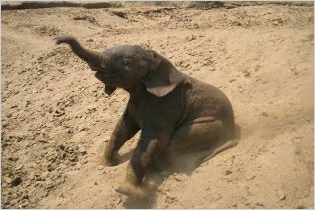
[95,71,113,84]
[95,71,117,95]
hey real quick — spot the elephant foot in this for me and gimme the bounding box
[115,182,146,199]
[98,153,119,166]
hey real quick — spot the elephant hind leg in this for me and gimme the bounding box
[164,117,235,160]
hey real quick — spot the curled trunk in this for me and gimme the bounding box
[55,35,109,67]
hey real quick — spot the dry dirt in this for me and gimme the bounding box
[1,1,314,209]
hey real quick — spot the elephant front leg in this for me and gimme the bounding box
[116,125,170,198]
[101,110,140,166]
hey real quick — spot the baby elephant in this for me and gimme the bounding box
[55,36,236,198]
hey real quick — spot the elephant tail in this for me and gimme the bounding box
[197,139,238,166]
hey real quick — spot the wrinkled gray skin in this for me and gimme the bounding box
[55,35,235,198]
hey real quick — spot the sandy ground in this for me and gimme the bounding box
[1,2,314,209]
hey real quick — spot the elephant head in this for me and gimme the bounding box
[55,35,186,96]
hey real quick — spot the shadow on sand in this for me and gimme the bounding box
[120,125,241,208]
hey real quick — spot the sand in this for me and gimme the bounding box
[1,1,314,208]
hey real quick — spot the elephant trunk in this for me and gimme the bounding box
[55,35,109,68]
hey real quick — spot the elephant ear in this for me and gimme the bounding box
[142,51,185,97]
[104,84,117,96]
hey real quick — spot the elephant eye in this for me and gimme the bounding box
[122,59,130,66]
